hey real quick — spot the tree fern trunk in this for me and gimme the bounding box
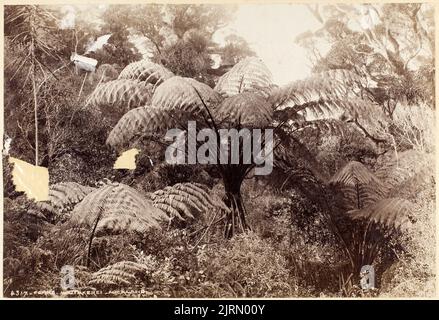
[223,178,249,238]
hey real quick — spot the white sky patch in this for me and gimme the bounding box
[346,5,381,31]
[59,5,76,29]
[215,4,321,85]
[211,54,221,69]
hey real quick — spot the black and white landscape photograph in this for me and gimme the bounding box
[2,2,436,298]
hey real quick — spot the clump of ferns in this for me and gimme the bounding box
[88,253,175,293]
[327,160,415,292]
[276,156,414,294]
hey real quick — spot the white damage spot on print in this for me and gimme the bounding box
[113,148,140,170]
[8,157,49,201]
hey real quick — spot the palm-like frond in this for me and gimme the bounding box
[106,77,222,149]
[86,79,153,110]
[348,198,413,231]
[106,106,179,149]
[118,60,174,85]
[152,76,222,115]
[330,161,386,210]
[271,69,364,106]
[37,182,95,216]
[270,70,373,122]
[331,161,383,187]
[215,57,274,98]
[70,182,168,235]
[375,150,434,195]
[215,92,273,127]
[89,261,148,288]
[148,182,229,220]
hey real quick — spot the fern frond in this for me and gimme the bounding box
[118,60,174,85]
[271,69,364,108]
[151,192,202,212]
[106,77,221,150]
[348,198,413,231]
[273,132,329,183]
[70,183,169,235]
[270,69,373,121]
[148,182,229,221]
[330,161,386,210]
[215,92,273,127]
[330,161,383,187]
[288,118,351,138]
[37,182,95,216]
[89,260,148,288]
[152,76,222,115]
[106,106,177,149]
[375,150,434,195]
[339,184,385,211]
[215,57,274,98]
[86,79,153,110]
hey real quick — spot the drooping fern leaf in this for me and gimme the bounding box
[270,70,374,121]
[37,182,96,219]
[331,161,383,187]
[86,79,153,110]
[148,182,229,221]
[89,261,148,289]
[348,198,413,231]
[271,69,365,107]
[106,77,222,149]
[375,150,434,196]
[70,182,169,235]
[105,105,180,149]
[214,92,273,127]
[118,60,174,85]
[151,76,222,115]
[330,161,386,210]
[215,57,274,98]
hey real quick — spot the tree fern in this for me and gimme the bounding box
[331,161,384,187]
[86,79,153,110]
[104,56,392,237]
[271,69,366,110]
[70,182,168,235]
[118,60,174,85]
[107,76,222,149]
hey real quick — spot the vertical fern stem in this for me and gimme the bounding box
[87,205,103,268]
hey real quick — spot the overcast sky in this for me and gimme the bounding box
[216,4,321,85]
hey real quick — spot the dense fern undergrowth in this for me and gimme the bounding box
[3,4,435,298]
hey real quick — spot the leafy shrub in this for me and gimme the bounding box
[196,232,296,297]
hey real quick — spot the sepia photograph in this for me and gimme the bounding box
[1,1,436,300]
